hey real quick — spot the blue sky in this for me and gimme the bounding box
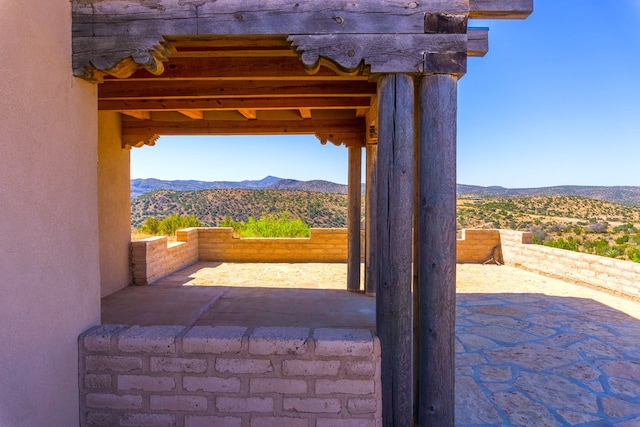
[131,1,640,188]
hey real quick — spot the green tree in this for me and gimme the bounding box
[140,217,160,235]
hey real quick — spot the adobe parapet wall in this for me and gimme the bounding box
[499,230,640,301]
[131,228,364,286]
[131,228,503,286]
[79,325,382,427]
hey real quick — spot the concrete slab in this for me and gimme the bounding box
[195,287,375,329]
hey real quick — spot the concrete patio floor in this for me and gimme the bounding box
[102,263,640,426]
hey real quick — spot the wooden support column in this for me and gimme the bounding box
[347,144,362,293]
[376,73,414,427]
[364,143,378,296]
[416,74,458,426]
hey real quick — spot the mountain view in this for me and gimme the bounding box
[131,177,640,262]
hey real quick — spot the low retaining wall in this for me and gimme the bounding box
[79,325,382,427]
[131,228,199,286]
[456,229,503,264]
[198,228,361,263]
[131,228,364,286]
[500,229,640,300]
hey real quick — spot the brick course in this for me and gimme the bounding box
[79,325,381,427]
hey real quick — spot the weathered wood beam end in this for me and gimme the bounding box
[468,28,489,57]
[469,0,533,19]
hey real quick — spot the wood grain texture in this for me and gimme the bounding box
[416,74,458,427]
[105,56,365,81]
[468,28,489,57]
[365,144,378,296]
[469,0,533,19]
[122,117,365,148]
[73,0,530,78]
[98,80,377,100]
[347,145,363,292]
[376,74,414,426]
[99,97,372,112]
[289,34,466,74]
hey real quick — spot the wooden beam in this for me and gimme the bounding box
[376,74,414,426]
[347,145,362,293]
[468,28,489,57]
[99,97,372,112]
[98,80,377,100]
[470,0,533,19]
[238,109,258,120]
[416,74,457,427]
[299,109,312,119]
[289,34,467,75]
[169,49,297,59]
[121,111,151,120]
[365,143,378,296]
[107,56,365,81]
[73,0,531,79]
[73,1,469,39]
[177,110,203,120]
[122,117,364,137]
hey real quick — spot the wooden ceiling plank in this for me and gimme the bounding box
[178,110,204,119]
[99,97,373,112]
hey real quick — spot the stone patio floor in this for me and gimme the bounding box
[102,263,640,426]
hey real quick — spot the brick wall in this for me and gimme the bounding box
[79,325,382,427]
[500,229,640,300]
[131,228,504,285]
[131,228,199,286]
[197,228,357,263]
[456,229,503,264]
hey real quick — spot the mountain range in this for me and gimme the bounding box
[132,177,640,206]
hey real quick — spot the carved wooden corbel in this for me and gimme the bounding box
[74,37,175,83]
[315,132,365,148]
[288,34,468,75]
[122,133,159,149]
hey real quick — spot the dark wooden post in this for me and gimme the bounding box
[347,144,362,292]
[416,73,458,426]
[376,73,414,427]
[365,143,378,296]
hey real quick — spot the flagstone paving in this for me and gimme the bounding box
[102,262,640,426]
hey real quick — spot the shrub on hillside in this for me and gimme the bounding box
[219,212,310,238]
[139,215,203,236]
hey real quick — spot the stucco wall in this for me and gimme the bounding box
[0,3,100,427]
[99,111,132,297]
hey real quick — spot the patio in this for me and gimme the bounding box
[102,263,640,425]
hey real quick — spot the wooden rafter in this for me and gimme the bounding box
[120,111,151,120]
[298,109,312,119]
[237,109,258,120]
[177,110,204,120]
